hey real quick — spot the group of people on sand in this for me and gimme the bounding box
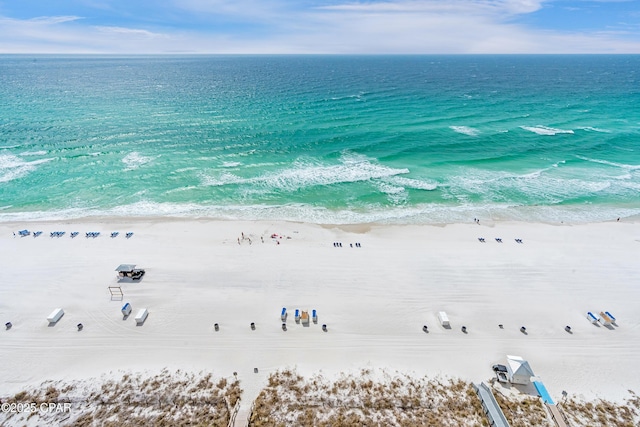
[237,231,253,245]
[237,232,286,245]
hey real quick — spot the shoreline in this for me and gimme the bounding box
[1,218,639,406]
[2,212,640,228]
[1,201,640,227]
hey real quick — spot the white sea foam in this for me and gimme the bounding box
[375,181,408,205]
[385,176,438,191]
[442,166,620,207]
[164,186,199,194]
[576,156,640,170]
[450,126,480,136]
[122,152,154,171]
[0,155,53,183]
[201,154,410,192]
[221,161,242,168]
[579,126,611,133]
[173,167,199,173]
[520,126,574,136]
[20,150,48,156]
[2,200,639,225]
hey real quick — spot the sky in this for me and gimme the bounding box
[0,0,639,54]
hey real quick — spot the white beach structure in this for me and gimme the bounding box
[135,308,148,325]
[438,311,450,327]
[47,308,64,324]
[506,355,535,385]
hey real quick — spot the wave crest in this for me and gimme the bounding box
[450,126,480,136]
[520,126,574,136]
[0,154,53,183]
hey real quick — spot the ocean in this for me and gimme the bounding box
[1,55,639,224]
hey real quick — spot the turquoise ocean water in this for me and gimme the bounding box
[1,55,639,224]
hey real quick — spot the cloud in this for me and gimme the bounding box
[95,26,164,38]
[317,0,546,15]
[0,1,638,53]
[28,15,84,24]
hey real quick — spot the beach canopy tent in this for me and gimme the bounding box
[506,355,535,385]
[116,264,138,273]
[115,264,145,280]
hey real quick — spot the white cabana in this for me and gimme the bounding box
[506,355,535,385]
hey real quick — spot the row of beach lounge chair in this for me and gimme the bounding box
[16,230,134,238]
[586,311,616,326]
[478,237,523,243]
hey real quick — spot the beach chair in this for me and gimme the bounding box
[121,303,132,317]
[18,229,30,237]
[281,307,287,321]
[586,312,598,324]
[34,231,42,237]
[495,238,502,242]
[295,309,300,322]
[5,322,12,330]
[111,232,119,238]
[77,323,83,331]
[71,231,79,238]
[605,311,616,324]
[312,309,317,323]
[126,232,134,238]
[214,323,219,331]
[599,312,612,326]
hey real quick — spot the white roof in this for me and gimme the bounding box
[506,355,535,377]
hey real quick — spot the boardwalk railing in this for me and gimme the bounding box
[227,399,241,427]
[244,400,256,427]
[546,403,570,427]
[472,382,510,427]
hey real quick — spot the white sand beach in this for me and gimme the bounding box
[1,218,639,417]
